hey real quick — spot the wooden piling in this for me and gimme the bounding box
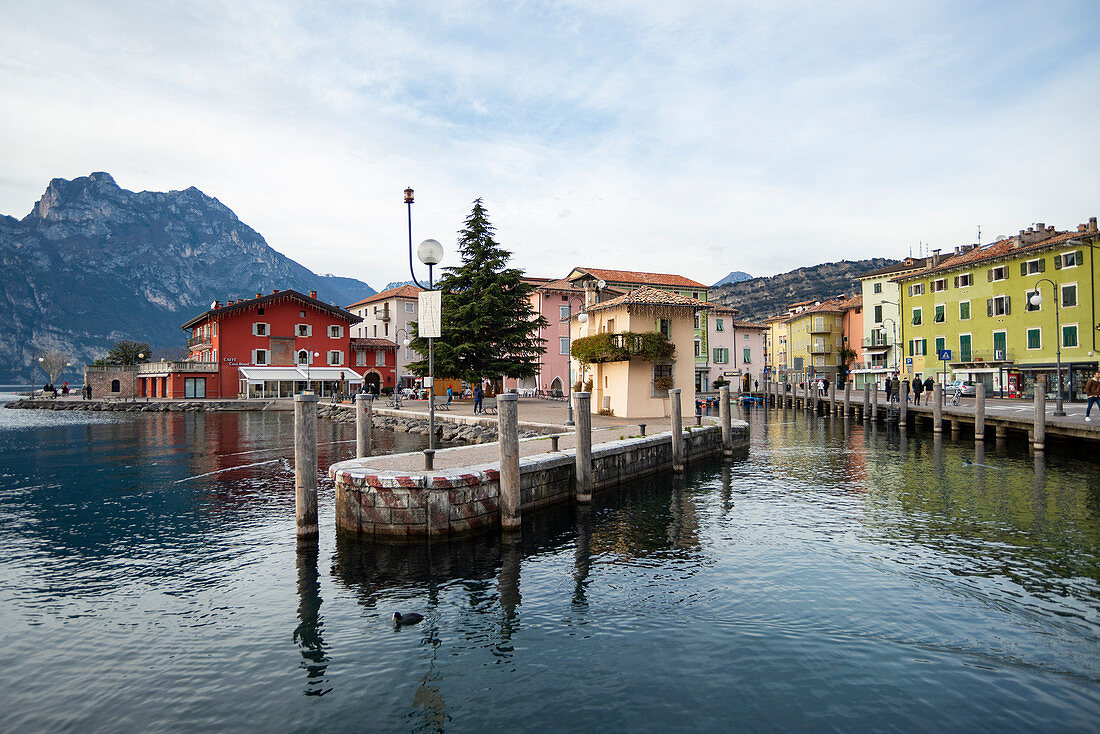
[574,392,593,502]
[974,383,986,442]
[355,393,372,458]
[899,381,908,426]
[843,382,851,417]
[1033,378,1046,452]
[719,385,732,457]
[294,392,320,539]
[871,380,879,421]
[933,382,943,433]
[498,393,521,531]
[862,382,871,420]
[670,388,685,472]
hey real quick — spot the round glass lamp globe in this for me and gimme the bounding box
[577,313,588,324]
[1029,293,1042,307]
[417,239,444,265]
[402,339,410,346]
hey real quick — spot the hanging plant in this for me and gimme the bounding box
[570,332,676,364]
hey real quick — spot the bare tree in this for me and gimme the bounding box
[38,352,72,385]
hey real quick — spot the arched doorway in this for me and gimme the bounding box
[550,376,564,396]
[365,372,381,394]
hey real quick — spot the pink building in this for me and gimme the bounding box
[707,307,767,392]
[841,295,863,385]
[503,277,583,395]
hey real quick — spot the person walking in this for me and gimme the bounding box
[446,385,453,404]
[473,383,484,414]
[911,376,924,405]
[923,376,934,405]
[884,376,893,403]
[1085,371,1100,422]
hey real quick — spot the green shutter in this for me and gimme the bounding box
[1020,262,1027,276]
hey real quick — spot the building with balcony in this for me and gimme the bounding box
[895,218,1099,399]
[568,286,709,418]
[347,284,423,389]
[856,256,930,388]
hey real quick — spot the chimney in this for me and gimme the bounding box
[309,290,318,299]
[1035,222,1044,232]
[931,248,941,267]
[273,289,280,294]
[212,301,220,310]
[1079,224,1087,232]
[1089,216,1098,234]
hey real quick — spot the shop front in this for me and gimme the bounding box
[1012,362,1099,402]
[238,366,363,398]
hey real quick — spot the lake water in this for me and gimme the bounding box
[1,396,1098,732]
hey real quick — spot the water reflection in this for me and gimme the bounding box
[293,541,330,696]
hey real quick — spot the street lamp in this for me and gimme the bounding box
[881,317,899,372]
[1029,279,1065,416]
[564,295,589,426]
[403,187,445,466]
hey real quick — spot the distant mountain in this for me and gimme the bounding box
[382,280,416,291]
[0,173,376,381]
[711,271,752,287]
[712,258,897,322]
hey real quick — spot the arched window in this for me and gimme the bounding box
[110,379,120,393]
[297,350,309,365]
[550,376,564,396]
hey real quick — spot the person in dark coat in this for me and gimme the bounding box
[884,377,893,403]
[473,383,484,414]
[911,376,924,404]
[923,376,934,404]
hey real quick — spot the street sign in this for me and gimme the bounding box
[418,291,442,338]
[938,349,952,361]
[905,358,913,365]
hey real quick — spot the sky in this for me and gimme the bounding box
[2,0,1098,290]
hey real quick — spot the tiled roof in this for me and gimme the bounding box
[585,285,712,314]
[536,278,580,292]
[787,298,847,320]
[841,294,862,309]
[351,338,397,349]
[893,230,1094,281]
[711,305,740,315]
[858,258,927,278]
[567,267,708,289]
[181,289,361,330]
[731,321,767,330]
[347,284,423,309]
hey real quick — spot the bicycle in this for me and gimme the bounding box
[950,387,963,406]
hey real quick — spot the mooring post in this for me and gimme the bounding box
[829,380,837,414]
[498,393,521,531]
[933,382,943,433]
[355,393,372,458]
[899,381,909,426]
[294,392,320,539]
[639,423,646,437]
[844,382,851,417]
[550,435,560,451]
[670,387,685,473]
[812,382,819,414]
[871,379,879,421]
[974,383,986,442]
[719,385,732,457]
[574,392,593,503]
[1033,378,1046,452]
[862,382,870,420]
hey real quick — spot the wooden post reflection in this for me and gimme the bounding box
[293,542,330,696]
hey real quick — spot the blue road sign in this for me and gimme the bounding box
[906,358,913,365]
[938,349,952,361]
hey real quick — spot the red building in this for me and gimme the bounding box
[151,289,368,399]
[350,337,397,393]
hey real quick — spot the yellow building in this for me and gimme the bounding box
[569,286,708,418]
[784,299,848,384]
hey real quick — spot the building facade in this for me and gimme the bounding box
[896,219,1099,400]
[347,285,422,389]
[855,257,929,389]
[707,307,766,391]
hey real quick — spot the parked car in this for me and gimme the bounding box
[946,379,976,396]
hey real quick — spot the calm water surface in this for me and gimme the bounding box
[1,396,1098,732]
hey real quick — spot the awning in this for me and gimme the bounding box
[236,366,363,384]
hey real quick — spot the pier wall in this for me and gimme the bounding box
[332,424,745,540]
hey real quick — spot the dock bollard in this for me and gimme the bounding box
[355,393,372,458]
[1033,378,1046,452]
[574,392,593,503]
[844,382,851,417]
[498,393,521,531]
[862,382,870,420]
[550,435,560,451]
[933,382,943,433]
[294,392,320,539]
[424,449,435,470]
[670,387,685,473]
[719,386,732,457]
[639,423,646,437]
[974,384,986,442]
[695,413,702,426]
[899,381,908,426]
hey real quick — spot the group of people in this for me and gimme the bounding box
[882,374,935,405]
[39,382,92,399]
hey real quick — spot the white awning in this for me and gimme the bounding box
[305,367,362,383]
[236,366,363,384]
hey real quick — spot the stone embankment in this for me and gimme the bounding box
[315,402,544,444]
[4,398,279,413]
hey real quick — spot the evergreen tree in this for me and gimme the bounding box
[408,200,548,381]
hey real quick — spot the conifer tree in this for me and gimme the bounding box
[408,199,548,381]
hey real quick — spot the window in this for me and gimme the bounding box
[934,304,945,323]
[253,349,269,365]
[373,325,377,337]
[989,266,1007,281]
[329,325,343,338]
[911,308,922,326]
[793,357,804,370]
[296,324,311,337]
[694,339,701,358]
[1055,251,1080,269]
[909,339,927,356]
[184,378,207,398]
[694,312,701,330]
[873,282,883,294]
[959,301,971,320]
[1027,328,1041,350]
[252,322,269,336]
[743,347,751,364]
[935,337,946,355]
[356,350,366,366]
[932,278,947,292]
[658,319,671,338]
[1062,325,1079,348]
[374,349,385,366]
[1062,284,1078,308]
[297,350,310,365]
[908,283,925,296]
[813,316,825,332]
[989,295,1011,316]
[1021,259,1044,275]
[653,364,673,396]
[956,273,973,288]
[300,310,306,317]
[257,308,265,315]
[873,305,882,322]
[560,305,570,321]
[560,337,569,355]
[813,355,825,367]
[329,350,344,366]
[744,332,750,340]
[712,348,728,364]
[692,292,699,300]
[716,318,724,331]
[405,302,415,312]
[111,379,120,393]
[1025,289,1041,312]
[959,334,972,361]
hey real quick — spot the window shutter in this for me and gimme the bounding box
[953,276,959,287]
[987,298,993,317]
[987,269,993,282]
[1077,250,1084,265]
[922,339,927,355]
[908,340,913,356]
[1054,254,1062,270]
[1020,262,1027,276]
[1038,259,1045,272]
[1004,295,1011,315]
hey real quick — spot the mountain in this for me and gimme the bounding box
[711,270,752,287]
[382,280,416,291]
[711,258,897,322]
[0,173,376,382]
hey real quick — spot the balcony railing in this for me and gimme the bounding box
[138,361,219,374]
[861,337,892,349]
[570,332,676,364]
[810,345,831,354]
[187,334,212,349]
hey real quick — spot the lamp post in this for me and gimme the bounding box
[1030,279,1065,416]
[881,317,899,373]
[132,353,145,401]
[394,327,411,409]
[564,295,588,426]
[305,351,319,394]
[32,356,44,393]
[403,187,445,463]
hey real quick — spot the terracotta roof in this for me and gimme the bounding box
[181,289,361,330]
[351,338,396,349]
[858,258,927,278]
[841,294,862,309]
[347,284,423,309]
[893,230,1095,281]
[731,321,767,330]
[711,306,740,316]
[567,267,707,289]
[787,298,847,320]
[584,285,712,314]
[536,278,580,292]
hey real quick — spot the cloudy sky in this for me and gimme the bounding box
[2,1,1097,290]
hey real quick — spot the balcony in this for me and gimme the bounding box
[187,334,212,349]
[570,332,676,364]
[810,345,831,354]
[138,361,219,374]
[861,337,891,351]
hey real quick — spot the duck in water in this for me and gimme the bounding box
[392,612,424,625]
